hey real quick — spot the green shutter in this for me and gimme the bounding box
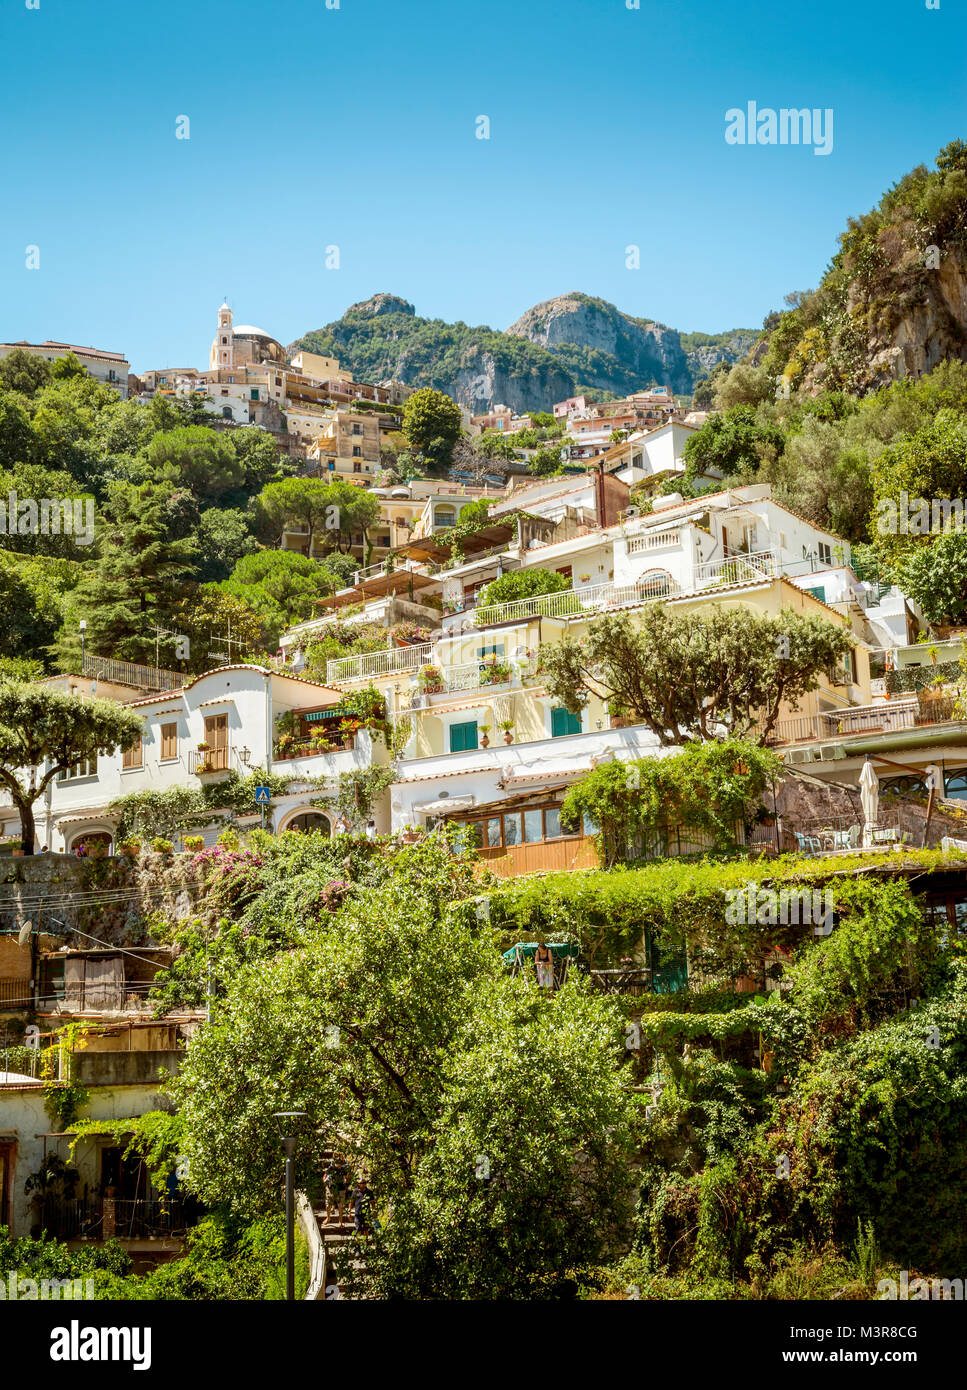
[449,720,478,752]
[551,708,581,737]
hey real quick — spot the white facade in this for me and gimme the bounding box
[0,667,360,852]
[391,725,666,830]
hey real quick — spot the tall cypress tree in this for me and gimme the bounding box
[60,480,199,667]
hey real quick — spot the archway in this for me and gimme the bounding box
[67,830,113,855]
[282,811,332,837]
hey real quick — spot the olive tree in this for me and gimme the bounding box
[0,682,146,853]
[539,604,854,745]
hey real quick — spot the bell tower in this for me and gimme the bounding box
[211,300,234,370]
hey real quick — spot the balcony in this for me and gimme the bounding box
[36,1196,198,1243]
[693,549,781,590]
[759,695,962,748]
[326,641,433,685]
[470,573,678,629]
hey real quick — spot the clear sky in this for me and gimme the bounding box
[1,0,963,372]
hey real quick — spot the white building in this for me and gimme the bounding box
[0,340,130,397]
[0,665,396,853]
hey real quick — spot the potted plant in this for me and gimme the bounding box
[480,658,512,686]
[578,573,591,585]
[418,665,445,695]
[118,837,142,860]
[11,841,24,858]
[196,740,210,753]
[183,835,204,852]
[479,723,492,748]
[499,719,515,745]
[151,837,174,856]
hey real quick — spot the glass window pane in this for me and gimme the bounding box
[503,813,521,846]
[583,813,600,837]
[523,809,543,842]
[487,818,502,848]
[545,807,562,839]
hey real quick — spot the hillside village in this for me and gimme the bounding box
[4,143,967,1302]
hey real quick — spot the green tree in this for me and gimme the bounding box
[870,409,967,564]
[0,682,144,852]
[171,838,635,1297]
[195,509,257,583]
[172,589,268,672]
[0,388,33,468]
[539,605,854,745]
[0,348,53,397]
[0,551,75,662]
[477,567,571,608]
[561,737,781,867]
[529,445,565,477]
[62,481,199,664]
[402,388,463,471]
[142,425,246,502]
[900,531,967,623]
[220,550,344,640]
[256,477,379,555]
[683,405,784,483]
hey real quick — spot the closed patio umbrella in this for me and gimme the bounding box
[860,759,879,847]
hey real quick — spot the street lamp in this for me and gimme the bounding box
[272,1111,306,1301]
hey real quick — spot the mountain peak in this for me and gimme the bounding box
[345,293,415,319]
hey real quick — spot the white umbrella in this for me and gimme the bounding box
[860,760,879,847]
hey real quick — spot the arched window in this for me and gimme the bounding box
[284,812,331,836]
[945,769,967,800]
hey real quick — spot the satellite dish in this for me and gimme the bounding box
[17,920,32,948]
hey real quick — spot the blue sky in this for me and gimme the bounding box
[1,0,963,371]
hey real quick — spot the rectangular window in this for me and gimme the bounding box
[160,722,178,761]
[250,389,259,401]
[477,642,505,661]
[806,585,826,604]
[503,812,522,846]
[122,732,143,770]
[486,817,502,848]
[523,809,543,843]
[58,758,96,782]
[544,807,563,839]
[449,720,478,753]
[818,542,832,566]
[352,446,362,458]
[551,707,582,737]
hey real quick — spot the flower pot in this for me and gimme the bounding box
[480,735,490,748]
[503,732,514,744]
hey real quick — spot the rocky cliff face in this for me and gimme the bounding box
[448,348,573,413]
[861,253,967,390]
[291,292,754,411]
[507,293,757,396]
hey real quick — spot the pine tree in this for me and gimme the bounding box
[59,481,199,667]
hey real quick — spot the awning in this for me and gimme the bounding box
[498,760,591,788]
[412,795,476,816]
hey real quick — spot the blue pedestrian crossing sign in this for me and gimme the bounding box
[254,785,271,805]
